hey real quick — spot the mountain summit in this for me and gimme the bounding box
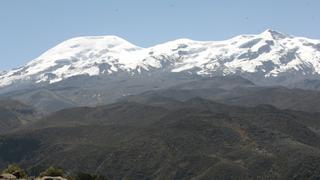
[1,29,320,87]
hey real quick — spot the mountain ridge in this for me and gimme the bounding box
[1,29,320,88]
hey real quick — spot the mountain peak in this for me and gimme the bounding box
[260,29,291,39]
[50,35,140,50]
[34,35,142,64]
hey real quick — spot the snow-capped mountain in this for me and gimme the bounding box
[1,29,320,87]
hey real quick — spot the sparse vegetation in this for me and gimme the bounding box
[76,172,107,180]
[40,166,64,177]
[2,164,27,179]
[0,165,108,180]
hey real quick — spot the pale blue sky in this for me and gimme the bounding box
[0,0,319,70]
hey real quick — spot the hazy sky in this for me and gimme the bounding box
[0,0,319,70]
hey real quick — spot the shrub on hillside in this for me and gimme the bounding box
[76,172,107,180]
[2,164,28,178]
[40,167,64,177]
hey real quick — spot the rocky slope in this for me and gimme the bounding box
[1,97,320,179]
[0,99,38,134]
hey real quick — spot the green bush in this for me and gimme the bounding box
[40,166,64,177]
[76,172,107,180]
[2,164,28,178]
